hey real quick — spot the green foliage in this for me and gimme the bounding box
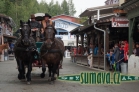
[61,0,69,15]
[80,17,88,25]
[0,0,77,32]
[68,0,76,16]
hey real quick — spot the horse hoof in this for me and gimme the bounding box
[54,77,56,80]
[21,79,26,82]
[40,73,45,78]
[27,82,31,85]
[54,74,57,78]
[49,81,54,85]
[18,74,22,80]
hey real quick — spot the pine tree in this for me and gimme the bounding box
[68,0,76,16]
[61,0,69,15]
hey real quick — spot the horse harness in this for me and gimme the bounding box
[14,38,37,52]
[40,40,63,57]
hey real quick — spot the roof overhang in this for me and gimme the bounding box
[79,4,119,17]
[52,18,83,26]
[83,13,115,24]
[120,0,139,11]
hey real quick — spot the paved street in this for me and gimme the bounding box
[0,58,139,92]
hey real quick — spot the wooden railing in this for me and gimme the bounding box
[71,54,104,70]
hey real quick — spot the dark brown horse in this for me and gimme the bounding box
[40,24,64,84]
[14,20,40,84]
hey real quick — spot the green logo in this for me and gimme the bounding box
[58,72,139,85]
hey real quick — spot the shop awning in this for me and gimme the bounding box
[79,4,119,17]
[70,26,85,34]
[3,34,17,40]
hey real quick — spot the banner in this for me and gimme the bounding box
[58,72,139,85]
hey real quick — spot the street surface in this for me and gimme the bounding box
[0,58,139,92]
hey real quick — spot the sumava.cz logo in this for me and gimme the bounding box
[58,72,139,85]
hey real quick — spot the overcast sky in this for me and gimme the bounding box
[37,0,106,17]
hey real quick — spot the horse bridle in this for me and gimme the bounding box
[20,23,32,45]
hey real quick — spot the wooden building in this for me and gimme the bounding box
[0,14,16,61]
[70,3,128,70]
[121,0,139,56]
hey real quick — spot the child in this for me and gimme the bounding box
[109,49,115,71]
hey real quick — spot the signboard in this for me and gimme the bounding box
[105,0,119,5]
[55,21,68,29]
[112,17,129,27]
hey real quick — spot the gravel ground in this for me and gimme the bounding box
[0,58,139,92]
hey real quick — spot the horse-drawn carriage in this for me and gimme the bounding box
[14,13,64,84]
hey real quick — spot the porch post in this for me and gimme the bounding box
[76,35,79,53]
[129,18,135,56]
[81,34,84,47]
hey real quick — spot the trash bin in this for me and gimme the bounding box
[120,63,128,74]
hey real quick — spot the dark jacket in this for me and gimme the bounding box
[30,21,40,29]
[136,47,139,56]
[113,46,120,61]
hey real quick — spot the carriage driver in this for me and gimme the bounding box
[30,14,41,41]
[40,13,57,36]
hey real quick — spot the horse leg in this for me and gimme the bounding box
[56,67,59,77]
[51,64,58,84]
[40,59,46,78]
[26,61,32,84]
[21,62,25,81]
[48,64,52,82]
[17,59,24,80]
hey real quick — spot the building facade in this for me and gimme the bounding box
[51,14,83,46]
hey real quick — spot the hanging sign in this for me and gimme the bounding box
[112,17,129,27]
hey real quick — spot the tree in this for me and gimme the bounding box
[61,0,69,15]
[0,0,5,13]
[68,0,76,16]
[0,0,78,33]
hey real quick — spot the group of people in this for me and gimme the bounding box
[72,41,130,71]
[16,13,54,42]
[0,21,13,36]
[106,41,129,72]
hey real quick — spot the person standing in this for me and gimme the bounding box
[135,42,139,56]
[123,41,129,62]
[87,43,93,68]
[113,43,120,72]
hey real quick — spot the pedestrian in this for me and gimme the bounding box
[87,43,93,67]
[123,41,128,63]
[135,42,139,56]
[119,44,124,72]
[113,43,120,72]
[109,49,115,71]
